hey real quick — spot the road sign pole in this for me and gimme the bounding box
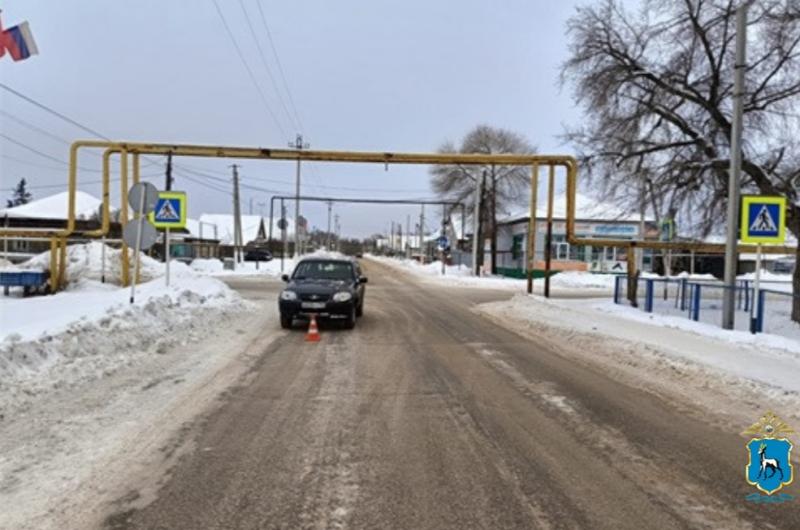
[165,227,171,287]
[723,3,749,330]
[130,190,146,304]
[750,243,762,334]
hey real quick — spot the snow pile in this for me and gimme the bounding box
[549,272,617,290]
[0,243,247,414]
[190,257,294,277]
[367,255,617,292]
[189,250,350,278]
[477,294,800,400]
[12,241,187,286]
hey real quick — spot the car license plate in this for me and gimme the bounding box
[302,302,326,309]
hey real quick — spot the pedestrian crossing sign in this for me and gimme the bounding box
[740,195,786,244]
[149,191,187,229]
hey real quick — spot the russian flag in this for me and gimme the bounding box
[1,16,39,62]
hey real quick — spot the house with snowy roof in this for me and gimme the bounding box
[196,213,297,258]
[0,191,121,262]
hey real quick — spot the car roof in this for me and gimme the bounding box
[297,256,355,264]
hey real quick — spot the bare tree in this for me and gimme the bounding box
[562,0,800,322]
[430,125,535,273]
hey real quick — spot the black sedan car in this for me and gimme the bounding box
[279,257,367,329]
[244,248,273,262]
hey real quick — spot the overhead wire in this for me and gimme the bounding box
[0,83,111,140]
[255,0,304,131]
[237,0,297,132]
[212,0,288,140]
[0,83,166,170]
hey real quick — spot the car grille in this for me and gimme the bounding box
[299,293,331,302]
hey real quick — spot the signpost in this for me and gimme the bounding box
[740,195,787,333]
[659,218,676,298]
[149,191,187,287]
[126,182,159,304]
[437,235,449,276]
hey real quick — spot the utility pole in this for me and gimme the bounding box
[327,200,333,250]
[280,199,287,272]
[334,214,340,252]
[290,133,309,257]
[406,214,411,258]
[419,205,425,260]
[723,3,750,330]
[165,152,173,191]
[231,164,243,267]
[249,197,253,216]
[472,171,486,275]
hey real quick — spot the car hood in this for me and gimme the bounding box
[287,279,350,295]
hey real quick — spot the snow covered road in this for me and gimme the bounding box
[95,259,798,529]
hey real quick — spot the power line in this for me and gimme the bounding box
[0,83,163,169]
[237,0,297,132]
[212,0,287,139]
[0,109,77,145]
[0,83,111,140]
[2,153,79,173]
[1,133,82,166]
[255,0,304,131]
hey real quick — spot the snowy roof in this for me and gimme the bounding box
[0,191,102,221]
[500,192,643,225]
[197,214,271,245]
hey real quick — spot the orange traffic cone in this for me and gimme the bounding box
[305,313,321,342]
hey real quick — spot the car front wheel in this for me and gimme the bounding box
[280,314,293,329]
[344,306,356,329]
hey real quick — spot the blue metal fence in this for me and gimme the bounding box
[613,275,798,338]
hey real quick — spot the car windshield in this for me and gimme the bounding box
[292,260,354,281]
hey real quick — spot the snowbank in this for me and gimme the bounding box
[477,294,800,408]
[367,255,617,292]
[0,243,247,414]
[190,250,350,278]
[9,241,186,286]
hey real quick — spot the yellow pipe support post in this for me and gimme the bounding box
[526,163,539,294]
[544,164,556,298]
[133,153,141,284]
[120,149,130,287]
[49,238,58,292]
[58,237,67,289]
[85,149,114,238]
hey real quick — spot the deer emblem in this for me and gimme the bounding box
[757,442,784,481]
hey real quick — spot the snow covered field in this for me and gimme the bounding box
[0,243,278,529]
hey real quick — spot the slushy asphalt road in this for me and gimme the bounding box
[107,259,799,530]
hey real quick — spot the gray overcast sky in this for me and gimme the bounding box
[1,0,586,237]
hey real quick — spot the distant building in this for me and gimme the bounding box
[0,191,120,263]
[489,192,657,277]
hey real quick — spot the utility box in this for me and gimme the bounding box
[223,257,235,271]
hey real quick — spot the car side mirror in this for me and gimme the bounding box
[359,277,368,284]
[281,274,290,282]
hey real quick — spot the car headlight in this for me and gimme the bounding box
[332,292,352,302]
[280,290,298,301]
